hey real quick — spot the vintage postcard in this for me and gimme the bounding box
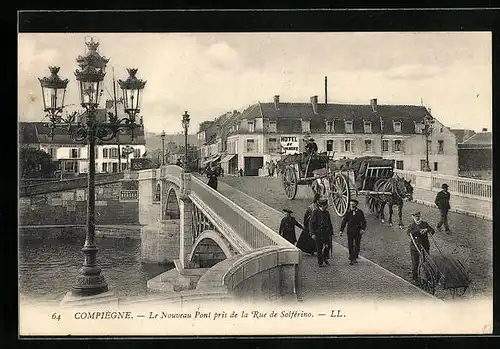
[18,29,492,336]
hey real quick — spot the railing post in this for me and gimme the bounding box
[180,171,191,200]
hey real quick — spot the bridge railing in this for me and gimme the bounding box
[189,175,292,250]
[394,169,492,201]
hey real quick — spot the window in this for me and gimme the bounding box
[326,140,334,152]
[248,121,255,133]
[326,121,334,132]
[112,163,118,172]
[364,121,372,133]
[154,184,161,202]
[302,120,311,133]
[438,140,444,154]
[415,123,424,134]
[103,148,109,158]
[396,160,404,170]
[121,163,127,171]
[64,161,78,173]
[420,160,427,171]
[364,139,372,152]
[344,139,352,152]
[48,148,56,159]
[70,148,79,158]
[246,139,256,153]
[394,140,402,152]
[434,162,438,171]
[267,138,278,153]
[110,148,118,159]
[102,163,108,172]
[134,148,141,158]
[269,121,277,133]
[382,140,389,152]
[95,147,98,159]
[393,121,402,133]
[345,120,353,133]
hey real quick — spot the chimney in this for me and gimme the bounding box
[482,128,488,132]
[370,98,378,112]
[310,95,318,114]
[428,107,432,115]
[324,76,328,105]
[273,95,280,110]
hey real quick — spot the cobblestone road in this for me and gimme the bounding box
[216,176,492,301]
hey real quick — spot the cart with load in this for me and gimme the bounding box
[410,233,471,297]
[280,152,396,217]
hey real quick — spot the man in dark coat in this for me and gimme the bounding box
[407,211,435,284]
[296,193,321,255]
[305,137,318,155]
[279,209,303,245]
[309,198,333,267]
[339,199,366,265]
[435,183,451,234]
[206,164,218,190]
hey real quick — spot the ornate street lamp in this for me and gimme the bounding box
[122,145,135,170]
[160,130,166,166]
[38,37,146,297]
[182,111,190,172]
[422,112,435,172]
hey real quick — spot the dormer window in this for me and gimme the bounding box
[248,121,255,133]
[414,122,424,134]
[363,121,372,133]
[326,121,334,132]
[302,120,311,133]
[393,121,402,133]
[345,120,353,133]
[269,121,277,133]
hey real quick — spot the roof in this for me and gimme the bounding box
[226,101,431,135]
[450,129,476,143]
[459,132,492,146]
[19,121,146,146]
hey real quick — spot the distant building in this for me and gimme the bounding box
[450,128,476,143]
[200,95,459,176]
[457,128,492,180]
[19,116,146,175]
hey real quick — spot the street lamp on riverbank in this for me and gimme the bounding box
[38,37,146,297]
[422,113,434,172]
[182,111,190,172]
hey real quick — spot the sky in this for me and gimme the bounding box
[18,32,491,134]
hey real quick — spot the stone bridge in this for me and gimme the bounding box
[136,165,301,302]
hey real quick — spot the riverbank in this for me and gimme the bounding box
[19,224,142,239]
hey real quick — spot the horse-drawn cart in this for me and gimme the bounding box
[280,153,396,217]
[410,234,471,297]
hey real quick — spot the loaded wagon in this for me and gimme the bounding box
[279,152,395,217]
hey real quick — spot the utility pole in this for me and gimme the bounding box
[113,67,122,172]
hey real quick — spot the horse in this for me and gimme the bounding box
[366,176,414,228]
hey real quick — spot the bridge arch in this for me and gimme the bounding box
[161,184,181,220]
[189,230,234,268]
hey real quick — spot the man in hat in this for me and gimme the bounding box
[309,198,333,267]
[407,211,435,285]
[296,193,321,255]
[305,137,318,155]
[339,198,366,265]
[434,183,451,233]
[206,163,219,191]
[279,209,304,245]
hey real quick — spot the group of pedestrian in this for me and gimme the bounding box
[265,160,277,177]
[278,181,453,278]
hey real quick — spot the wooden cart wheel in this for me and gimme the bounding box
[282,165,298,200]
[330,173,350,216]
[418,263,436,295]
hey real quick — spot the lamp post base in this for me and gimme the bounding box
[71,273,109,296]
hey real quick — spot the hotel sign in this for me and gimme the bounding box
[280,136,300,154]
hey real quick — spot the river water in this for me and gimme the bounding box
[19,235,173,304]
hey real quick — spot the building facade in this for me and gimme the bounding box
[457,128,492,179]
[201,95,459,176]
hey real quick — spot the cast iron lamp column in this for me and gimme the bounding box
[422,113,434,172]
[161,130,166,165]
[38,37,146,297]
[182,111,190,172]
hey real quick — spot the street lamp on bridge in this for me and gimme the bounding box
[122,145,135,170]
[38,37,146,297]
[182,111,190,172]
[422,112,435,172]
[160,130,166,165]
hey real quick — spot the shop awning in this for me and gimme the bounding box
[202,155,221,166]
[221,154,236,163]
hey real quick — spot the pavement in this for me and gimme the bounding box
[198,175,437,302]
[216,176,492,301]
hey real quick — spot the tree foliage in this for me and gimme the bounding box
[20,148,58,178]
